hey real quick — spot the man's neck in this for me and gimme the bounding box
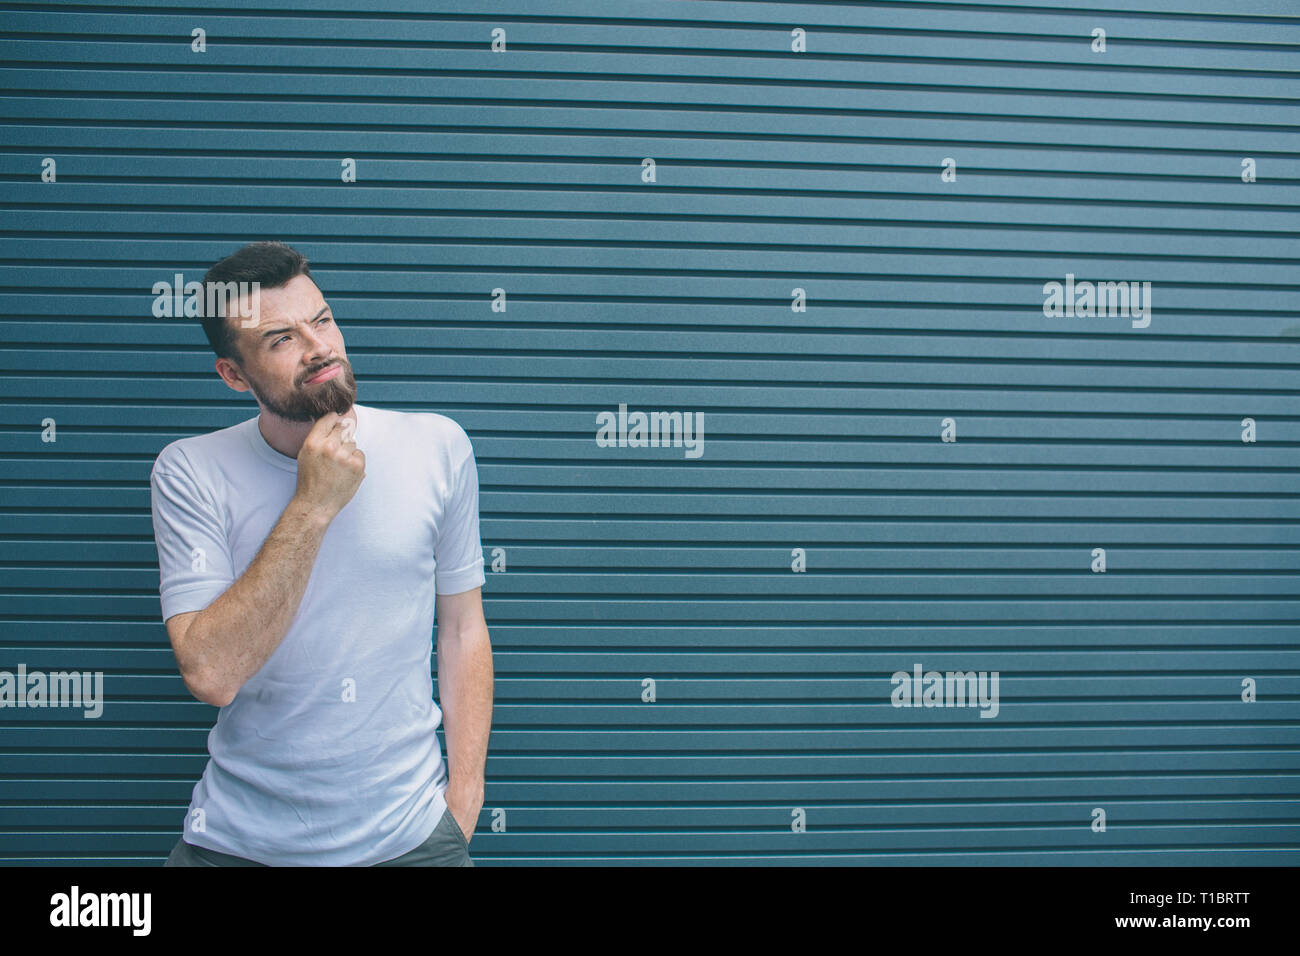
[258,405,356,460]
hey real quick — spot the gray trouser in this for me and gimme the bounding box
[163,803,475,867]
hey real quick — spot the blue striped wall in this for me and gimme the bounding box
[1,0,1298,864]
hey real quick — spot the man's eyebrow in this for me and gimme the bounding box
[259,305,331,339]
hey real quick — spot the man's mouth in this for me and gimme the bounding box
[304,364,341,385]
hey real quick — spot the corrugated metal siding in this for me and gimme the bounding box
[1,0,1298,864]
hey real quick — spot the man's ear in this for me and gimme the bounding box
[215,357,251,393]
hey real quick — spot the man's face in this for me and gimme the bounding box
[218,274,357,422]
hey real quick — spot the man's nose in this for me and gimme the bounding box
[300,323,332,357]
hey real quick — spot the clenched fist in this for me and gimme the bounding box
[293,411,365,521]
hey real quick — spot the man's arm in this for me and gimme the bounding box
[166,413,365,707]
[168,497,334,706]
[436,586,493,844]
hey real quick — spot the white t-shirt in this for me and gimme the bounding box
[149,402,486,865]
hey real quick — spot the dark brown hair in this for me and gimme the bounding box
[200,240,311,362]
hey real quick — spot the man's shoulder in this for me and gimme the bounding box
[364,405,472,453]
[151,416,254,480]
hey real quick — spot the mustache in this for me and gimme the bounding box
[302,361,346,383]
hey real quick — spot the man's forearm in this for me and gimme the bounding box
[438,622,494,807]
[178,496,333,706]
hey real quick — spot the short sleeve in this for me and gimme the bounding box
[150,458,236,620]
[434,428,486,596]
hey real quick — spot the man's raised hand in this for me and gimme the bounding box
[293,411,365,522]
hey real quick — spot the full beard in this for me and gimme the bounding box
[247,360,358,423]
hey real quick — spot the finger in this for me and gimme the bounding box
[310,411,341,436]
[318,415,352,445]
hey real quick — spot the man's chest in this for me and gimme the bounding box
[224,456,442,581]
